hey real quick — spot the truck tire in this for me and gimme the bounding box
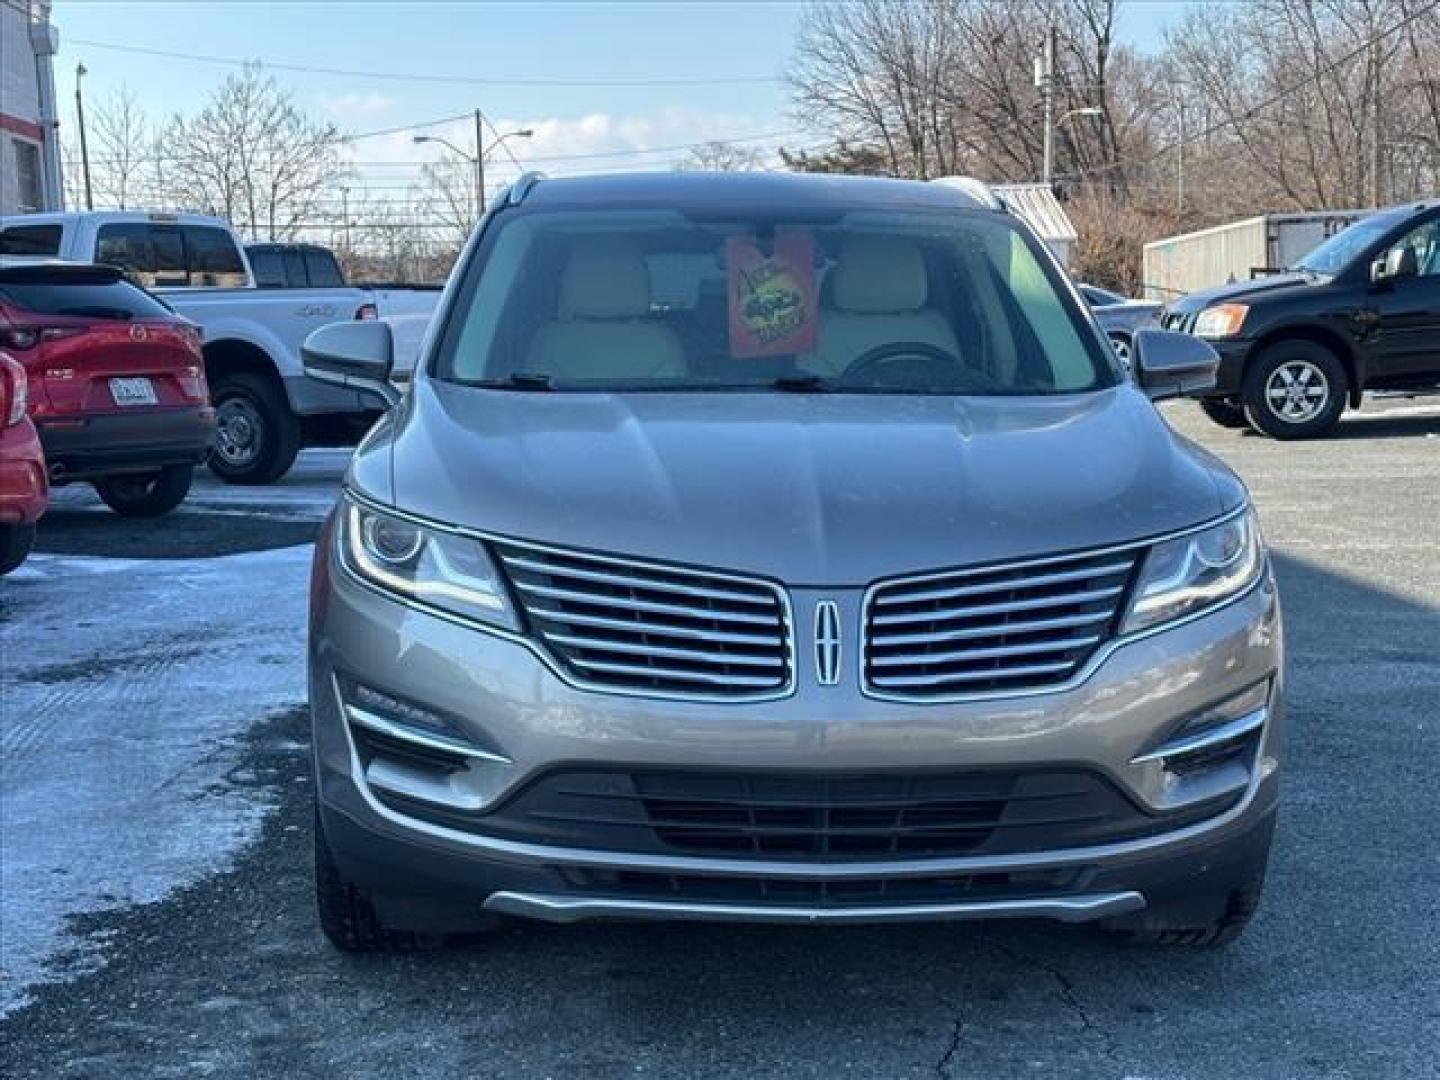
[1242,341,1348,439]
[1199,397,1251,430]
[209,371,302,485]
[0,522,36,575]
[94,464,193,517]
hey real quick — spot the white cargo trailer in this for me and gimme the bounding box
[1142,210,1371,300]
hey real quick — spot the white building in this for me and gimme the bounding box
[1,0,63,215]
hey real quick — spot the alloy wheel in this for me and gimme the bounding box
[1264,360,1329,423]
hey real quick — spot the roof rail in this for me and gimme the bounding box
[507,171,547,206]
[929,176,1005,210]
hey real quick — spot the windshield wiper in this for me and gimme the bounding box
[771,374,831,393]
[471,373,555,391]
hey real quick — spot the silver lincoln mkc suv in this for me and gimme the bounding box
[304,171,1284,951]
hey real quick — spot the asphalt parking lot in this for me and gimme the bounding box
[2,401,1437,1079]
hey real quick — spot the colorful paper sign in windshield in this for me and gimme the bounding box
[726,232,818,358]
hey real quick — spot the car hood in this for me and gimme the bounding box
[1166,272,1318,313]
[372,381,1241,585]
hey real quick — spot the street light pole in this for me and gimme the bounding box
[474,109,486,216]
[1039,27,1056,186]
[75,62,93,211]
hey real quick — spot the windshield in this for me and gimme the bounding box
[433,204,1115,395]
[1295,211,1405,276]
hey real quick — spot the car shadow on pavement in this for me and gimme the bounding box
[1238,407,1440,440]
[34,504,320,559]
[1,553,1436,1080]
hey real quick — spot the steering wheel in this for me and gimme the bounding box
[841,341,995,392]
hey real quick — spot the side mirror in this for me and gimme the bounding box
[302,320,399,408]
[1371,245,1418,285]
[1131,329,1218,401]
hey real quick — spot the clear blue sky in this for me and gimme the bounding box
[51,0,1199,200]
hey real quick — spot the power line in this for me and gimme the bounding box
[67,37,783,88]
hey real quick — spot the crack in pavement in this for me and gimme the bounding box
[987,941,1122,1067]
[932,1010,965,1078]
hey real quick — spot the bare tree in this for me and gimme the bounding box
[416,152,480,249]
[165,66,349,240]
[674,140,767,172]
[90,86,149,210]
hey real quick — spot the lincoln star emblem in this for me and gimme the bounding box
[813,600,842,686]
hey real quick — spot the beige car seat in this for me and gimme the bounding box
[807,236,960,378]
[527,239,685,382]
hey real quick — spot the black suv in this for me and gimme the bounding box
[1165,199,1439,438]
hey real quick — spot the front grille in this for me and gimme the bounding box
[494,542,792,698]
[561,866,1090,908]
[863,547,1141,698]
[415,767,1235,861]
[1162,309,1196,333]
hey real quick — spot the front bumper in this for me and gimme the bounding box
[311,553,1285,928]
[37,405,215,481]
[1200,338,1253,397]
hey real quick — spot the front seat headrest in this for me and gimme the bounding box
[831,237,929,314]
[560,238,652,319]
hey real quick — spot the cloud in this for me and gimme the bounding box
[342,107,797,200]
[317,91,396,119]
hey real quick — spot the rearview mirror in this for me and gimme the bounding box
[1131,329,1218,401]
[302,321,399,408]
[1370,245,1418,285]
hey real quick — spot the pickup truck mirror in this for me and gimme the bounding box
[1131,329,1219,401]
[1371,245,1418,285]
[301,321,399,408]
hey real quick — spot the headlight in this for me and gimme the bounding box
[1193,303,1248,338]
[338,498,518,631]
[1122,510,1264,634]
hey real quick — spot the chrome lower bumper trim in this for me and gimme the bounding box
[483,890,1146,926]
[1131,706,1267,765]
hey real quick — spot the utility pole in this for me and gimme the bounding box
[75,62,93,211]
[340,186,352,254]
[1370,35,1383,206]
[474,108,486,217]
[1038,26,1057,187]
[1176,98,1186,216]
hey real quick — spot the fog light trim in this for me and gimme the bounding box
[344,703,511,765]
[1131,706,1266,765]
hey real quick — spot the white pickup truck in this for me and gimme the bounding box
[0,212,439,483]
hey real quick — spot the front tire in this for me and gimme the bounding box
[209,371,302,485]
[314,806,438,953]
[1242,341,1348,439]
[94,464,193,517]
[1199,397,1251,430]
[0,522,36,575]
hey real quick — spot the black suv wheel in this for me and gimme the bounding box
[1242,341,1348,439]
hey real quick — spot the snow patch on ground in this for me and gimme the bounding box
[0,544,313,1015]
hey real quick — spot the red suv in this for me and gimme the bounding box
[0,262,215,516]
[0,353,47,574]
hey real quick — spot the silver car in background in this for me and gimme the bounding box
[304,172,1284,952]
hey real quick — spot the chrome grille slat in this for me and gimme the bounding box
[495,542,791,699]
[546,633,785,668]
[869,633,1103,669]
[891,560,1134,606]
[501,554,772,606]
[527,608,780,646]
[875,660,1076,689]
[871,583,1127,627]
[865,547,1142,698]
[567,657,783,689]
[515,581,781,626]
[879,610,1114,648]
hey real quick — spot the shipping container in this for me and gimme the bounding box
[1142,210,1371,300]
